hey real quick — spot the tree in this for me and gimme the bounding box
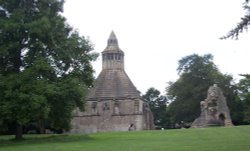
[0,0,97,139]
[166,54,241,126]
[221,0,250,39]
[237,74,250,124]
[142,88,169,128]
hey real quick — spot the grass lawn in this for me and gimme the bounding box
[0,125,250,151]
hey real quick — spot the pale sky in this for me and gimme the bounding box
[63,0,250,94]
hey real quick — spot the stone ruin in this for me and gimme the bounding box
[192,84,233,127]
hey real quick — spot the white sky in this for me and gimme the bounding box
[63,0,250,94]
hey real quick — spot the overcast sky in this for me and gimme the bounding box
[63,0,250,94]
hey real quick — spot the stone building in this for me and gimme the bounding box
[192,84,233,127]
[70,31,154,133]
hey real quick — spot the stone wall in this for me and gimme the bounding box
[70,98,154,134]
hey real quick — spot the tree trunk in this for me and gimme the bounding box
[15,123,23,140]
[38,120,45,134]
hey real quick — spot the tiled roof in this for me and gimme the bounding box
[87,69,140,100]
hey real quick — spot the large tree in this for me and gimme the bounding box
[142,88,169,128]
[221,0,250,39]
[0,0,97,139]
[237,74,250,124]
[166,54,241,126]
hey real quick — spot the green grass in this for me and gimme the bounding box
[1,126,250,151]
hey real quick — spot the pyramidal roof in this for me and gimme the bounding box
[87,69,141,100]
[87,31,140,100]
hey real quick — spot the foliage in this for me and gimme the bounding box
[221,0,250,39]
[166,54,241,125]
[237,74,250,124]
[142,88,169,128]
[0,0,97,139]
[1,126,250,151]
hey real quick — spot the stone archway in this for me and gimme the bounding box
[218,113,225,126]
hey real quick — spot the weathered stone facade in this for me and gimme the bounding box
[192,84,233,128]
[70,31,154,133]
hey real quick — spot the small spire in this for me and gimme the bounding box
[107,31,119,46]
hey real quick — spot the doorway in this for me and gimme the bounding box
[218,113,225,126]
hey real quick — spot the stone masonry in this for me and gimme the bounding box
[70,31,154,133]
[192,84,233,127]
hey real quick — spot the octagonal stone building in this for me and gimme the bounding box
[70,31,154,133]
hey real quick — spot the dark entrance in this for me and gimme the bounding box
[218,113,225,126]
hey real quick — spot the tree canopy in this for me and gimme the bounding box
[142,88,168,128]
[221,0,250,39]
[0,0,97,139]
[166,54,241,126]
[237,74,250,124]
